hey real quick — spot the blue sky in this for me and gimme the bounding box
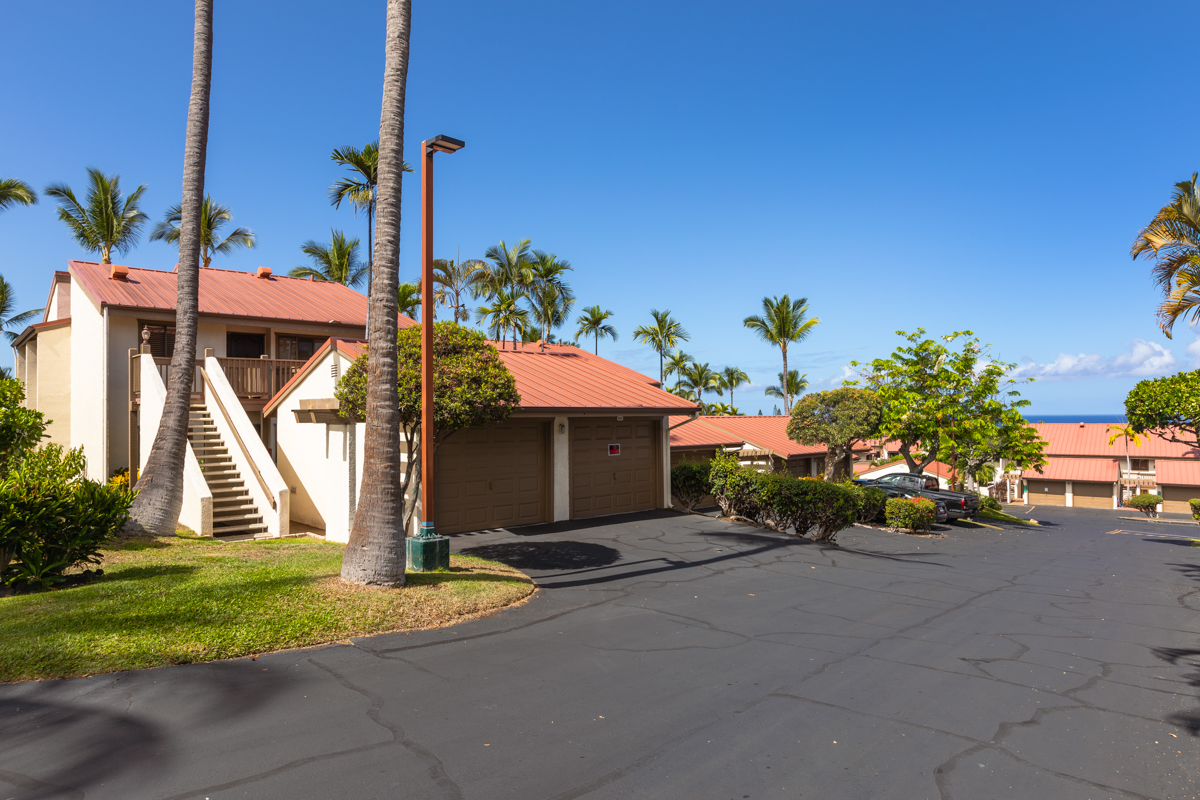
[2,0,1196,415]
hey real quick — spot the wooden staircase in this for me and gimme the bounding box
[188,402,268,538]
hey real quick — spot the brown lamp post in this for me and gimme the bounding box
[408,134,464,571]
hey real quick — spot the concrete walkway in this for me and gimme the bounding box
[1,507,1198,799]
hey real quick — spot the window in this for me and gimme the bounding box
[139,322,175,358]
[227,333,265,359]
[277,335,327,361]
[1130,459,1151,472]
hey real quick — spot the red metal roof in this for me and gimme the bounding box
[69,260,416,329]
[263,339,698,417]
[669,417,742,449]
[1033,422,1200,459]
[1154,459,1200,486]
[697,416,828,459]
[1022,457,1118,483]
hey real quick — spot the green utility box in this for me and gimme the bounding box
[406,533,450,572]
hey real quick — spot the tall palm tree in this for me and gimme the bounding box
[479,239,534,347]
[289,229,368,287]
[44,168,148,264]
[679,361,720,407]
[0,179,37,213]
[575,305,618,355]
[743,295,819,413]
[663,349,692,389]
[526,251,574,341]
[431,254,483,323]
[127,0,212,537]
[329,140,412,302]
[1132,173,1200,336]
[341,0,412,587]
[1155,261,1200,337]
[0,276,43,343]
[764,370,809,408]
[396,280,421,320]
[718,366,750,410]
[1107,423,1145,491]
[476,289,528,349]
[149,195,255,267]
[632,309,689,384]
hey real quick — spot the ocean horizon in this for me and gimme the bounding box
[1023,414,1126,424]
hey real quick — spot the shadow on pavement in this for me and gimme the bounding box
[460,541,622,571]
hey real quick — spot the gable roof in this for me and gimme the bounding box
[1032,422,1200,459]
[697,416,833,460]
[668,416,742,449]
[1022,456,1119,483]
[1153,459,1200,486]
[68,260,415,329]
[263,338,699,418]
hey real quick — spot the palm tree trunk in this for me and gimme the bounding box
[341,0,411,587]
[126,0,212,536]
[781,344,790,414]
[594,331,598,355]
[365,201,374,332]
[659,350,664,385]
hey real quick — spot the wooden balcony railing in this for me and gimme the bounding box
[218,358,307,400]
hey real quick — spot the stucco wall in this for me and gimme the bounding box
[106,315,138,473]
[37,324,71,447]
[70,278,106,480]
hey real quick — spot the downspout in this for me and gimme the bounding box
[103,306,110,479]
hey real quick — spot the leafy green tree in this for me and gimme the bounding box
[329,140,412,300]
[289,229,367,287]
[1131,173,1200,337]
[0,379,47,476]
[679,361,720,406]
[432,255,484,323]
[575,305,618,355]
[743,295,819,413]
[149,195,255,268]
[663,349,692,389]
[0,179,37,214]
[633,309,689,384]
[943,405,1046,490]
[396,281,421,320]
[718,366,750,410]
[336,322,521,533]
[1125,369,1200,445]
[787,388,882,482]
[45,168,148,264]
[765,370,808,404]
[0,276,43,344]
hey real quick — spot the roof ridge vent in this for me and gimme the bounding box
[109,264,129,281]
[256,266,273,279]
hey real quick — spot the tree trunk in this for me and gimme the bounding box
[781,344,790,414]
[341,0,411,587]
[365,202,374,330]
[126,0,212,537]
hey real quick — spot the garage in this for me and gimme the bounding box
[571,418,659,519]
[1027,479,1065,505]
[1073,481,1113,509]
[1161,485,1197,515]
[435,420,550,535]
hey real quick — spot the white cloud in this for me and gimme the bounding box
[1187,337,1200,368]
[1010,339,1177,380]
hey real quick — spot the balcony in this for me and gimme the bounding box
[131,356,307,405]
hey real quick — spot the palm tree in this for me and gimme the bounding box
[329,140,412,302]
[396,281,421,320]
[476,289,528,349]
[127,0,212,537]
[663,349,692,389]
[0,276,42,343]
[289,230,368,287]
[575,305,618,355]
[44,168,148,264]
[149,195,255,268]
[1132,173,1200,336]
[718,366,750,410]
[526,251,574,342]
[1155,261,1200,337]
[743,295,819,413]
[479,239,535,347]
[432,254,483,322]
[632,309,689,384]
[1107,423,1145,495]
[764,370,809,409]
[0,179,37,213]
[341,0,412,587]
[679,361,720,406]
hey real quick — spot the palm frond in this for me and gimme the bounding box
[0,179,38,212]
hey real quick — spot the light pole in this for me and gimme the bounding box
[408,134,464,572]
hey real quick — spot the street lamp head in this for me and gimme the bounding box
[425,134,465,155]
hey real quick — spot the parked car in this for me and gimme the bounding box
[866,473,980,520]
[854,479,948,524]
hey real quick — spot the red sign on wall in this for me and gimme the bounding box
[608,444,620,456]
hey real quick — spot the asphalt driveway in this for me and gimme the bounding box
[2,507,1199,799]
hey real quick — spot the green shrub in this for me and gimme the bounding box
[1190,499,1200,523]
[709,453,858,542]
[885,496,936,533]
[671,461,711,511]
[0,449,134,590]
[978,494,1002,512]
[1126,493,1163,518]
[842,482,887,522]
[0,379,48,477]
[709,452,762,521]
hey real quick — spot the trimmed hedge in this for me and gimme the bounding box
[709,453,858,543]
[1126,493,1163,518]
[1190,498,1200,524]
[671,461,711,511]
[885,496,936,533]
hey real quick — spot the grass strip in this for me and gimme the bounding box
[980,508,1039,526]
[0,535,533,682]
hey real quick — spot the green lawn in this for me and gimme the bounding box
[0,535,534,682]
[980,508,1039,525]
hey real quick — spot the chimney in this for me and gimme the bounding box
[109,264,129,281]
[256,266,272,279]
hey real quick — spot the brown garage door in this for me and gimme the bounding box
[1162,485,1199,515]
[571,418,659,519]
[434,420,549,535]
[1027,480,1065,506]
[1073,481,1113,509]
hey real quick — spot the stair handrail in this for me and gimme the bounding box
[200,366,276,510]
